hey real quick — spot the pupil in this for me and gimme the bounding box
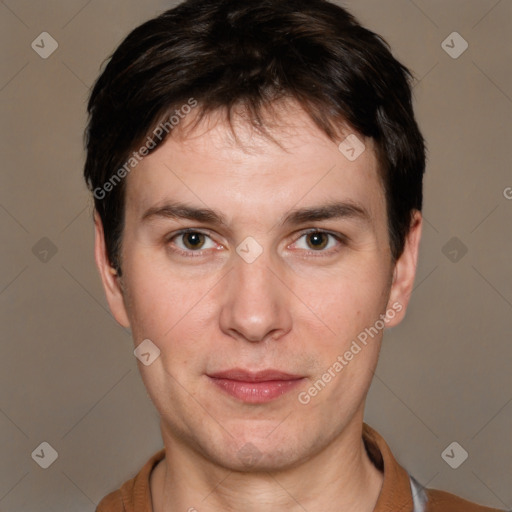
[185,233,203,249]
[308,233,327,249]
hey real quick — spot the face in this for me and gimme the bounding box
[95,101,421,472]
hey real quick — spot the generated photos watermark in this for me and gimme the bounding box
[93,98,198,200]
[298,301,403,405]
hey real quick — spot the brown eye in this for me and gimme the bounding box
[291,230,344,254]
[168,230,218,256]
[182,232,206,250]
[306,232,329,250]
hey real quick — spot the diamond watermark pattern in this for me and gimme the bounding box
[441,442,468,469]
[134,339,161,366]
[236,237,263,264]
[442,237,468,263]
[32,237,58,263]
[441,32,468,59]
[31,32,59,59]
[338,134,365,161]
[31,441,58,469]
[237,442,263,468]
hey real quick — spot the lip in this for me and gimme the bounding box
[207,369,305,403]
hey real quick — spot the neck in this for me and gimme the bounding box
[151,419,383,512]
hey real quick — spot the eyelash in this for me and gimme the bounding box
[165,228,347,258]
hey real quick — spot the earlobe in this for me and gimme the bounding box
[94,212,131,328]
[385,211,423,328]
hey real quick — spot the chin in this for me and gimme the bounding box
[216,448,306,474]
[200,430,316,473]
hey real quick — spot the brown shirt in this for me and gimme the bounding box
[96,423,504,512]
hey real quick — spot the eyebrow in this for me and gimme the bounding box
[141,200,371,227]
[282,201,371,226]
[141,202,228,226]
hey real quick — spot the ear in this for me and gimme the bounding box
[94,211,131,328]
[385,210,422,327]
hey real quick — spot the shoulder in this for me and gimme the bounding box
[95,448,166,512]
[95,489,125,511]
[426,488,506,512]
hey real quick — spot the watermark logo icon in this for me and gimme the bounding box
[31,32,58,59]
[441,442,468,469]
[134,339,161,366]
[298,302,403,404]
[31,441,58,469]
[236,237,263,264]
[93,98,197,201]
[237,442,263,468]
[442,237,468,263]
[338,134,365,161]
[441,32,468,59]
[32,237,58,263]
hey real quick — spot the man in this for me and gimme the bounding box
[84,0,504,510]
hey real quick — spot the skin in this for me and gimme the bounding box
[95,101,422,512]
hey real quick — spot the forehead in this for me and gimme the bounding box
[124,102,385,225]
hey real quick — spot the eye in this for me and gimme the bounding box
[166,229,344,258]
[168,229,219,255]
[291,230,344,253]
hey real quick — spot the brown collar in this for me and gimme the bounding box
[110,423,415,512]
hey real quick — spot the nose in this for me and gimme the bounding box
[218,250,292,344]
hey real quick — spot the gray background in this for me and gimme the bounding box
[1,0,511,510]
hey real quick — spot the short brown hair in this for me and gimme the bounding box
[84,0,426,274]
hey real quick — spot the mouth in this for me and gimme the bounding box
[207,369,305,404]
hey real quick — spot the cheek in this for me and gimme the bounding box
[296,259,391,336]
[292,257,391,401]
[122,257,220,368]
[122,268,183,351]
